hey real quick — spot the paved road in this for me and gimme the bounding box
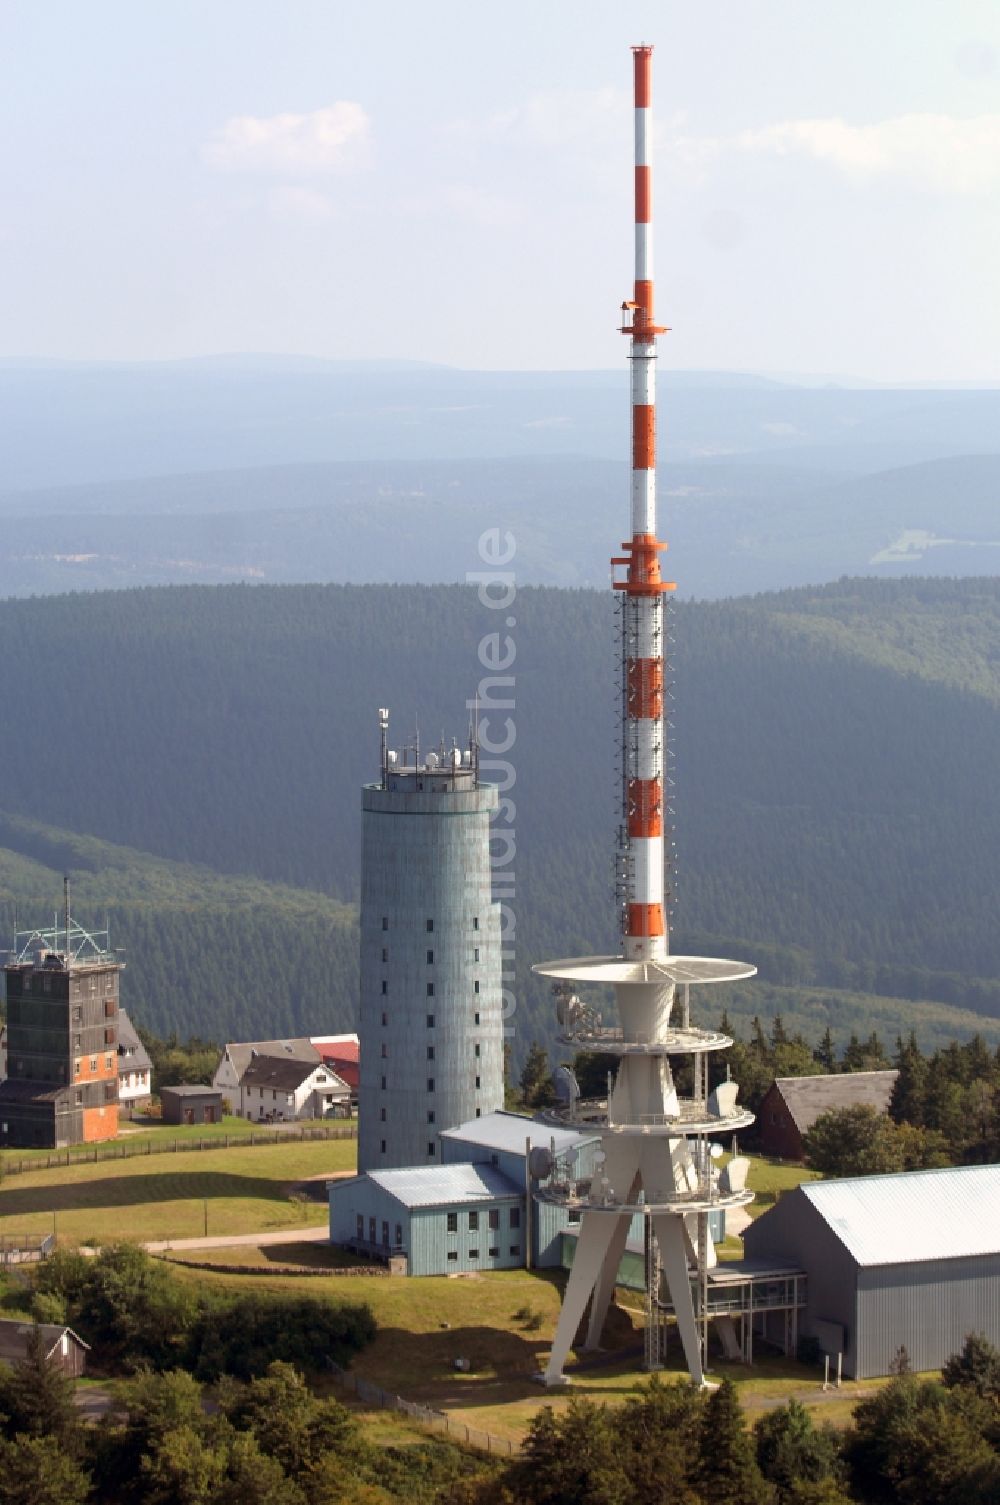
[143,1226,331,1253]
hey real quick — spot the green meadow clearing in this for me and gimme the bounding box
[0,1138,356,1244]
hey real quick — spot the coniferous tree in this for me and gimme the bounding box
[698,1379,772,1505]
[890,1034,927,1126]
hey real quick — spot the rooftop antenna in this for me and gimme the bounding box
[378,707,390,789]
[63,874,71,962]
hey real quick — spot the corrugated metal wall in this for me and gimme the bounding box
[857,1253,1000,1379]
[329,1176,525,1275]
[744,1189,858,1373]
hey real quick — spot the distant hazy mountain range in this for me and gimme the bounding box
[0,361,998,599]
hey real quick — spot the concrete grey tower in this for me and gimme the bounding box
[357,710,504,1173]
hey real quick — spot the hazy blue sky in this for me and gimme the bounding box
[2,1,999,380]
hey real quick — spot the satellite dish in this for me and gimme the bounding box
[528,1146,554,1181]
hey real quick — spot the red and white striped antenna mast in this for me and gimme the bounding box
[613,43,674,962]
[532,43,759,1391]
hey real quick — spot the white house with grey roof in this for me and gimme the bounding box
[239,1054,351,1121]
[744,1164,1000,1377]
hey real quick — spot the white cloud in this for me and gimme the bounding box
[734,113,1000,194]
[203,103,370,175]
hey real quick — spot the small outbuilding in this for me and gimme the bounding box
[0,1319,90,1377]
[758,1070,898,1161]
[160,1084,223,1126]
[744,1164,1000,1378]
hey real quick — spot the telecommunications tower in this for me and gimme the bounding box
[534,44,757,1387]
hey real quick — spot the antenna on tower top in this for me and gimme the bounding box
[378,707,390,788]
[63,874,71,961]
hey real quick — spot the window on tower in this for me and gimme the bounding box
[427,983,434,997]
[474,981,480,994]
[381,980,388,995]
[427,1077,435,1091]
[426,950,434,965]
[427,1014,435,1027]
[426,919,434,933]
[427,1046,435,1061]
[473,917,479,930]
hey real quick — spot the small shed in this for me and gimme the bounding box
[744,1164,1000,1378]
[0,1319,90,1377]
[758,1070,898,1161]
[160,1084,223,1126]
[330,1162,525,1275]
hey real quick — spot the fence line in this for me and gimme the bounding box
[1,1122,357,1178]
[328,1362,520,1457]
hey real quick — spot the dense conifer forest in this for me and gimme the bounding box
[1,576,999,1064]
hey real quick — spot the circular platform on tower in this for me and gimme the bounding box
[533,954,757,987]
[534,1185,755,1216]
[555,1025,735,1055]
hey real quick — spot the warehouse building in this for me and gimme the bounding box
[744,1164,1000,1378]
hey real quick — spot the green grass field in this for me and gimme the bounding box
[2,1116,355,1170]
[163,1255,868,1443]
[0,1139,356,1245]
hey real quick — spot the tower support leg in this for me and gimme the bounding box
[583,1212,632,1350]
[542,1212,622,1384]
[652,1212,704,1386]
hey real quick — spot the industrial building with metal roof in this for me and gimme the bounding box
[330,1162,525,1275]
[744,1163,1000,1377]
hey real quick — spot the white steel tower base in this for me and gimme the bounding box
[533,954,756,1387]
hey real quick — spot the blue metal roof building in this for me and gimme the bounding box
[330,1163,524,1275]
[744,1164,1000,1378]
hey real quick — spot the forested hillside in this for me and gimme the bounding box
[1,577,999,1061]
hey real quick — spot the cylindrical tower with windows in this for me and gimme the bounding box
[357,716,503,1173]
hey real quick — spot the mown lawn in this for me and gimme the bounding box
[2,1116,355,1169]
[164,1259,871,1443]
[0,1140,356,1245]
